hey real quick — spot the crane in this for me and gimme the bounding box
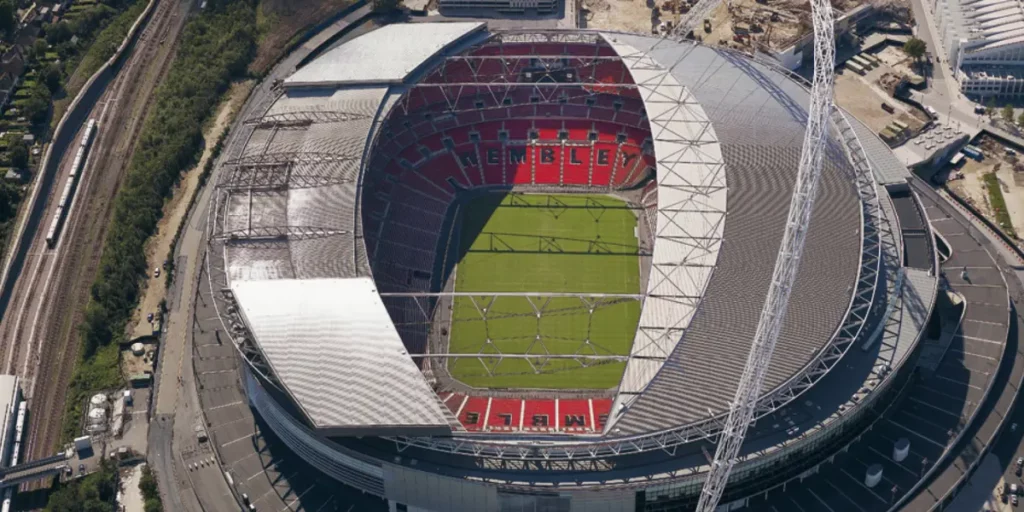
[692,0,836,509]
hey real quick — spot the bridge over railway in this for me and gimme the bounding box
[0,453,70,489]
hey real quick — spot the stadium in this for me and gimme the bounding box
[207,21,943,511]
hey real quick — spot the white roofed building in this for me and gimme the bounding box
[932,0,1024,97]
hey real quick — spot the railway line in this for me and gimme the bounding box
[0,0,192,494]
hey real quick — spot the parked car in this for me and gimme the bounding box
[154,267,161,278]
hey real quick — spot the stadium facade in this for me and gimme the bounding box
[208,22,940,512]
[931,0,1024,97]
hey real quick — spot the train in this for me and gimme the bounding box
[45,119,98,248]
[1,400,26,512]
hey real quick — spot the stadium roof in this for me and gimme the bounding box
[284,22,486,87]
[231,278,451,435]
[221,26,870,440]
[600,36,726,398]
[604,34,862,434]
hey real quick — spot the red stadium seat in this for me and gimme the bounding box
[564,120,592,141]
[594,122,619,142]
[611,145,644,188]
[479,142,505,184]
[453,143,484,186]
[592,142,618,186]
[615,110,642,128]
[446,126,474,145]
[522,400,556,433]
[486,399,523,432]
[592,399,612,432]
[458,397,489,432]
[417,153,468,192]
[536,123,561,141]
[507,143,532,184]
[420,133,446,154]
[534,143,560,184]
[562,143,591,185]
[557,400,592,433]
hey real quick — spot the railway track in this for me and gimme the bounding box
[0,0,192,495]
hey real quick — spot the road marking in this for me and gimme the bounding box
[209,400,243,411]
[907,396,964,418]
[281,481,317,511]
[223,434,252,447]
[887,418,946,449]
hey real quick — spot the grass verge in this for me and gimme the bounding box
[983,171,1016,236]
[448,193,641,389]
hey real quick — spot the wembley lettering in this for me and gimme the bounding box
[458,146,639,168]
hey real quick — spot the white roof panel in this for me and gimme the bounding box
[601,35,726,400]
[232,278,451,434]
[285,22,486,87]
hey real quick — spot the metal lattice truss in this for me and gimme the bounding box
[395,81,638,118]
[245,110,373,128]
[600,38,727,398]
[695,0,835,507]
[213,226,350,242]
[220,152,360,190]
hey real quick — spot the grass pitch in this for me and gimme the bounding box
[447,193,641,390]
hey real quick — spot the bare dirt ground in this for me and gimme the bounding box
[121,464,146,512]
[703,0,811,50]
[874,44,919,77]
[944,141,1024,237]
[948,158,994,219]
[949,136,1024,236]
[835,71,924,133]
[2,0,194,492]
[582,0,655,33]
[128,80,253,341]
[252,0,354,74]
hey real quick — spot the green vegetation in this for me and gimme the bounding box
[983,171,1016,236]
[1003,104,1016,124]
[44,459,118,511]
[902,37,927,69]
[73,0,148,92]
[62,0,257,443]
[140,465,163,512]
[372,0,401,12]
[448,193,641,389]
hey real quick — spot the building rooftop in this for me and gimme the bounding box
[284,22,486,87]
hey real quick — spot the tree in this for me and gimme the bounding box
[1003,104,1016,124]
[986,98,997,116]
[372,0,400,13]
[0,0,15,36]
[22,86,51,125]
[46,21,73,46]
[43,64,62,93]
[903,37,927,62]
[143,499,163,512]
[10,143,27,170]
[31,40,48,62]
[1016,111,1024,127]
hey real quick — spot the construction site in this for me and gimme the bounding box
[582,0,909,68]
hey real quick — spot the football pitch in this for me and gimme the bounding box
[447,193,641,390]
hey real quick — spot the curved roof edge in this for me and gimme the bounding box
[231,277,452,435]
[284,22,487,87]
[600,35,726,412]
